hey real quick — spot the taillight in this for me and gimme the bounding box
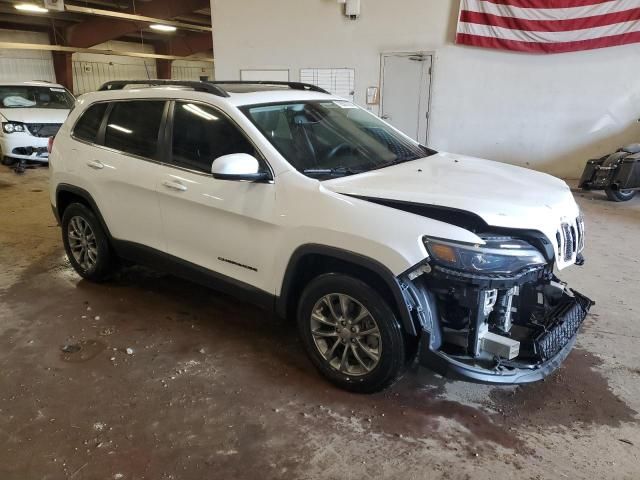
[47,136,55,154]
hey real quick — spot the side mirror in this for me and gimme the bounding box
[211,153,269,182]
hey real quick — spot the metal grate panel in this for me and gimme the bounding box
[533,292,592,361]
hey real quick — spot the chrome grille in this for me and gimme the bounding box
[557,215,584,263]
[561,223,574,261]
[576,214,585,252]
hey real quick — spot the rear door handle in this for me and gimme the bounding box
[162,180,187,192]
[87,160,104,170]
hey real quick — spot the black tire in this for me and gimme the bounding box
[61,203,115,282]
[1,156,16,166]
[605,187,637,202]
[297,273,407,393]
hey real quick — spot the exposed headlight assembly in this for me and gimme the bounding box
[2,122,26,134]
[423,236,547,275]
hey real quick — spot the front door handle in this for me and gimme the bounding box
[87,160,104,170]
[162,180,187,192]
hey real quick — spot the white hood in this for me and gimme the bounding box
[324,152,582,268]
[0,108,70,124]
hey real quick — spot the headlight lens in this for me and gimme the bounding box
[2,122,26,134]
[424,236,547,274]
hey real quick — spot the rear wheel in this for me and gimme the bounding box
[297,273,407,393]
[61,203,115,282]
[605,187,637,202]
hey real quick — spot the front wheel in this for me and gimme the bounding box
[297,274,407,393]
[605,187,637,202]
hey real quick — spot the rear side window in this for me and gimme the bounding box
[104,101,165,159]
[170,101,257,173]
[73,103,108,143]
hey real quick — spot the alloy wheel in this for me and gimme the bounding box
[310,293,382,376]
[67,216,98,272]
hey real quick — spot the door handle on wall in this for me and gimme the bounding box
[162,180,187,192]
[86,160,104,170]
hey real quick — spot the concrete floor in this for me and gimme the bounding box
[1,165,639,480]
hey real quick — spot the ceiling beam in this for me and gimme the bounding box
[66,0,211,48]
[64,5,212,33]
[0,42,214,62]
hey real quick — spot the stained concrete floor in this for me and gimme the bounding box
[0,165,639,480]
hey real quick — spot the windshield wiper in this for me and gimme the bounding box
[303,167,363,178]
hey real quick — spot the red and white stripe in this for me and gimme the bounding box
[456,0,640,53]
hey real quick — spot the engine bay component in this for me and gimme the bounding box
[408,254,594,384]
[480,331,520,360]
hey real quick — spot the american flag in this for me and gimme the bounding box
[456,0,640,53]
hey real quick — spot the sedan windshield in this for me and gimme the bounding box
[241,100,435,179]
[0,85,74,110]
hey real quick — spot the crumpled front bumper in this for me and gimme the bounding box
[0,133,49,162]
[418,288,593,384]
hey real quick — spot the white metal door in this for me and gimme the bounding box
[380,53,432,144]
[156,167,277,291]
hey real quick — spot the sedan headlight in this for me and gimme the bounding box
[2,122,26,134]
[423,236,547,275]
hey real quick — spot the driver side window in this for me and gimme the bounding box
[170,101,257,173]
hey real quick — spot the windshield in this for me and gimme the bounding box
[241,100,436,179]
[0,85,74,110]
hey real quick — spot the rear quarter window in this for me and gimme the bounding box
[73,103,108,143]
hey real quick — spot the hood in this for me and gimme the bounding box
[0,108,70,124]
[324,152,581,265]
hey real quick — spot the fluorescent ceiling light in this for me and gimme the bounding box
[14,3,49,13]
[150,24,177,32]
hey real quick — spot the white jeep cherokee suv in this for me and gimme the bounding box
[49,80,593,393]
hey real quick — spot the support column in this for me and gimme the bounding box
[52,52,73,92]
[156,58,172,79]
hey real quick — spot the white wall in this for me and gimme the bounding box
[172,59,215,81]
[210,0,640,178]
[72,41,158,95]
[0,30,56,83]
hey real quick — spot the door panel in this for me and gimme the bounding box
[156,168,277,291]
[381,53,432,144]
[157,101,278,292]
[82,100,166,251]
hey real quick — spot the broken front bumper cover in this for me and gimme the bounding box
[418,288,593,384]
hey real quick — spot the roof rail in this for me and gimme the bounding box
[208,81,330,94]
[98,80,230,97]
[97,79,331,97]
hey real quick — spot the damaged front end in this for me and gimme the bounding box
[400,236,594,384]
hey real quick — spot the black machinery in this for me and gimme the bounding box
[579,143,640,202]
